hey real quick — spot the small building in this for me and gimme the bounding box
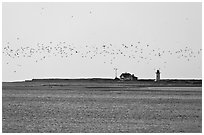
[114,77,120,80]
[120,72,138,81]
[155,70,160,82]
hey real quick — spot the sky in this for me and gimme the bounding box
[2,2,202,82]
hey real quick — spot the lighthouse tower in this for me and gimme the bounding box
[155,70,160,82]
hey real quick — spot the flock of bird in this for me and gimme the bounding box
[3,40,202,73]
[3,7,202,73]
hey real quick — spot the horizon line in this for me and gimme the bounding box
[2,77,202,83]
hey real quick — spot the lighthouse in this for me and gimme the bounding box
[155,70,160,82]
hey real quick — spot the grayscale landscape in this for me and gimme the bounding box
[2,2,202,133]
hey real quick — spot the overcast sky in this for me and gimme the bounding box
[2,2,202,81]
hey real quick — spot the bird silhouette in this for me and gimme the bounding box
[3,40,202,75]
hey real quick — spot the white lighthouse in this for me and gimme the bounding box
[155,70,160,82]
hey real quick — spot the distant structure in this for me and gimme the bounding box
[155,70,160,82]
[120,72,138,81]
[114,68,119,80]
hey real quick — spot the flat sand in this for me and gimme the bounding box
[2,81,202,133]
